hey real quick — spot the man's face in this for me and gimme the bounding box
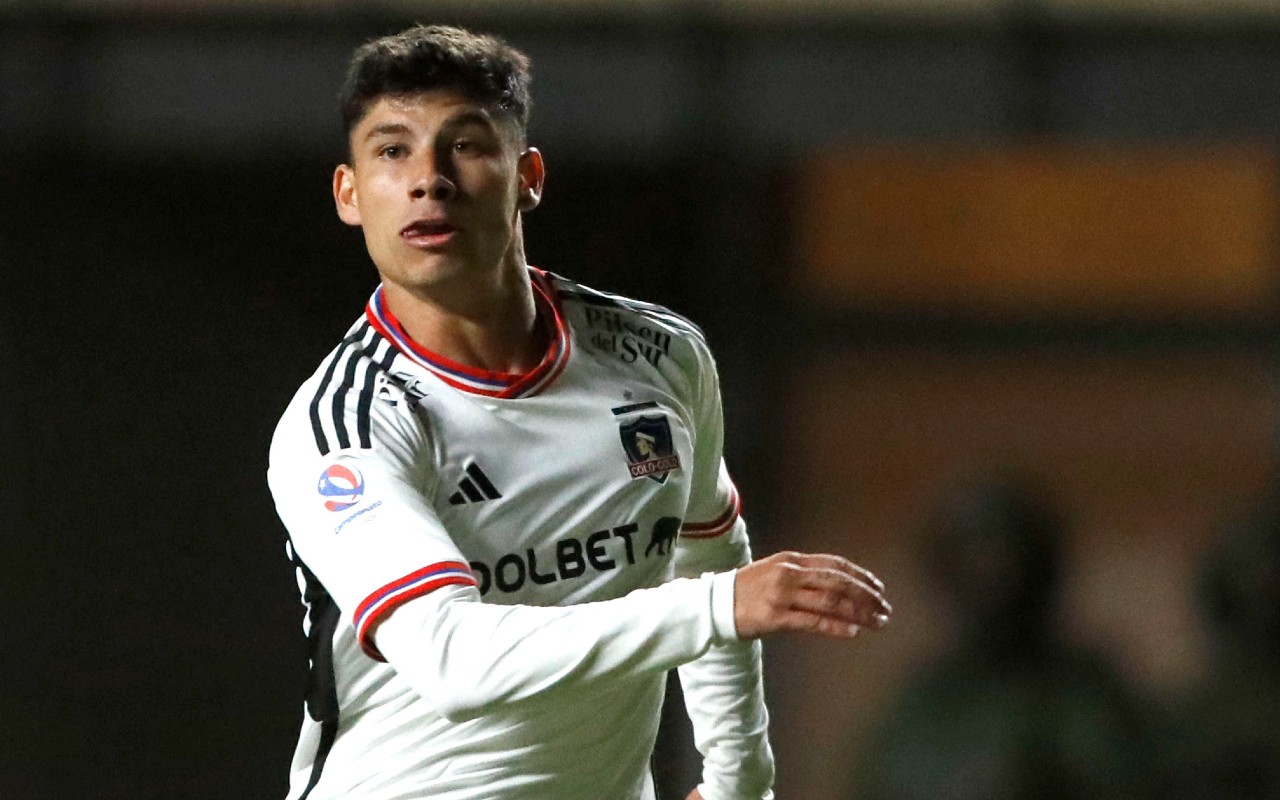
[333,90,543,295]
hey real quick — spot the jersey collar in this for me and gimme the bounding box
[365,268,571,399]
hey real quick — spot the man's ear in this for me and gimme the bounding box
[516,147,545,212]
[333,164,362,226]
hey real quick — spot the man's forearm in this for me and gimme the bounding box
[374,573,738,721]
[677,637,775,800]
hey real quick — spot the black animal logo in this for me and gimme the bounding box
[645,516,681,557]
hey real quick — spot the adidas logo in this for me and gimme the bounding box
[448,462,503,506]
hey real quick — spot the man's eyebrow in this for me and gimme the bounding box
[363,122,412,141]
[442,111,498,133]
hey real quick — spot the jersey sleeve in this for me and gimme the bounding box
[673,340,777,800]
[269,366,740,722]
[268,374,476,661]
[679,364,743,546]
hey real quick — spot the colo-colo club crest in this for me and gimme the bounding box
[619,414,682,483]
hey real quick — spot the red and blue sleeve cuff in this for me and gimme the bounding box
[354,561,477,661]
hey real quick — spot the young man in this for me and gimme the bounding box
[268,24,891,800]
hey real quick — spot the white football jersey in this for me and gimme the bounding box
[268,268,774,800]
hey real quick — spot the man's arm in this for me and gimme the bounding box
[674,494,775,800]
[372,543,888,722]
[671,338,890,800]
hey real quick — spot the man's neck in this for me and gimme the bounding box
[381,264,547,376]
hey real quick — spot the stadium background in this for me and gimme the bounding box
[1,0,1277,797]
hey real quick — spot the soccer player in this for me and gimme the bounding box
[267,24,891,800]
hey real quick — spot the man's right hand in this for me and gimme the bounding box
[733,551,891,639]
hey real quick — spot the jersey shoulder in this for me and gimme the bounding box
[270,317,407,463]
[547,271,707,343]
[544,270,716,381]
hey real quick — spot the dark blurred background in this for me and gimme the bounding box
[2,1,1278,798]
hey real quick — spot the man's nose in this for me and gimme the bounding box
[409,157,456,201]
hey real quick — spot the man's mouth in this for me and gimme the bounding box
[401,219,457,247]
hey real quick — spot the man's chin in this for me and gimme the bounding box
[380,259,501,301]
[383,255,465,287]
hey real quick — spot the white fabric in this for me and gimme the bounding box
[268,270,774,799]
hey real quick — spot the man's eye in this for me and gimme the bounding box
[453,140,476,153]
[379,145,405,159]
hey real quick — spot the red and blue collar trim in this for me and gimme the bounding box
[365,268,571,399]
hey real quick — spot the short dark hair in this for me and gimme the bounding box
[339,24,532,142]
